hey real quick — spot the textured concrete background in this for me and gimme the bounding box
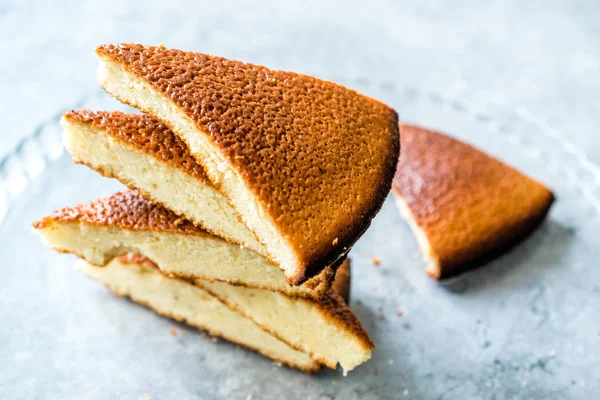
[0,0,598,163]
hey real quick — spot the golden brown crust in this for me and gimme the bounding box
[392,124,555,279]
[312,291,374,353]
[101,270,320,373]
[96,43,400,285]
[63,110,209,183]
[33,191,335,298]
[63,110,275,260]
[303,265,334,293]
[33,190,206,235]
[331,259,351,304]
[61,111,336,293]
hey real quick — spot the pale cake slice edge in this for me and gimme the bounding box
[198,277,373,374]
[393,124,554,279]
[33,191,335,298]
[78,256,320,373]
[61,110,267,259]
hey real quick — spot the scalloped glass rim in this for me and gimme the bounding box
[3,79,600,398]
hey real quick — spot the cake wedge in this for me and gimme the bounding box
[195,275,372,373]
[33,190,335,299]
[392,124,555,279]
[80,254,321,373]
[61,110,267,258]
[34,191,373,373]
[82,254,371,374]
[95,43,400,285]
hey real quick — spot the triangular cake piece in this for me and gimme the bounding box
[80,254,325,372]
[392,124,555,279]
[95,43,400,285]
[196,275,372,373]
[33,191,335,299]
[61,110,266,258]
[81,254,371,374]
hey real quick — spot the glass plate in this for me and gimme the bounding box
[1,77,599,400]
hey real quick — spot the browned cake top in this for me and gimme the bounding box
[63,110,209,183]
[316,290,374,352]
[33,190,205,235]
[393,124,554,278]
[331,259,351,304]
[97,43,400,276]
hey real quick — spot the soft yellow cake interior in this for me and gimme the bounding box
[199,279,373,374]
[79,257,319,372]
[392,192,439,277]
[62,117,267,258]
[98,59,299,283]
[36,220,331,298]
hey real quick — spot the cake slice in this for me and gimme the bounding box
[95,43,400,285]
[393,124,555,279]
[33,190,335,299]
[61,110,266,258]
[82,254,371,374]
[196,276,372,373]
[80,254,320,373]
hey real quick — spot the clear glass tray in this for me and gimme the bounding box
[1,78,599,399]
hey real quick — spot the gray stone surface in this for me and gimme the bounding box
[1,1,599,399]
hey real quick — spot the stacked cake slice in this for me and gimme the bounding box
[34,191,372,372]
[81,254,327,373]
[33,44,400,373]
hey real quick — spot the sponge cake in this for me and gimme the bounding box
[392,124,554,279]
[33,190,335,298]
[79,254,320,373]
[95,43,400,285]
[61,110,267,258]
